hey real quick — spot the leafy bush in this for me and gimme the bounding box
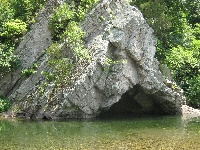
[21,63,38,77]
[166,23,200,107]
[62,21,89,59]
[1,19,27,43]
[0,43,18,77]
[49,3,75,41]
[10,0,46,26]
[186,75,200,107]
[0,97,11,113]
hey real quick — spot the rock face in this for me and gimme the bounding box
[0,0,185,119]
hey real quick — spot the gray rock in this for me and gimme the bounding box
[0,0,185,119]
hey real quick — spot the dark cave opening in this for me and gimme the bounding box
[98,85,164,118]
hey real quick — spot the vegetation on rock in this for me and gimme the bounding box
[0,0,199,108]
[0,96,11,113]
[44,0,98,90]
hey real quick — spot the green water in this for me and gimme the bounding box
[0,115,200,150]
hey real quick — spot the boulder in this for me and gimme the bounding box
[0,0,184,119]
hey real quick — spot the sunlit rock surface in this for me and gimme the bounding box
[182,105,200,120]
[0,0,185,119]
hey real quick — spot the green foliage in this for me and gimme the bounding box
[62,21,89,60]
[45,24,89,87]
[10,0,46,26]
[1,19,27,43]
[104,58,125,71]
[131,0,200,107]
[21,63,38,77]
[76,0,99,21]
[0,96,11,113]
[0,0,46,77]
[0,43,18,77]
[0,0,14,24]
[49,0,99,40]
[49,3,75,41]
[166,23,200,107]
[99,16,105,21]
[175,0,199,26]
[187,75,200,107]
[46,43,74,86]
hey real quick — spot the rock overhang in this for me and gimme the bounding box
[0,0,184,119]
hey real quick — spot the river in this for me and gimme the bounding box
[0,115,200,149]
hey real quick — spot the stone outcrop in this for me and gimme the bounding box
[182,105,200,120]
[0,0,185,119]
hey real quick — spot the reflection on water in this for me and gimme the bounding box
[0,115,200,149]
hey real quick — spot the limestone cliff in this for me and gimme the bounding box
[0,0,185,119]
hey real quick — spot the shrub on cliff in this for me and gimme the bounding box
[0,97,11,113]
[44,0,98,90]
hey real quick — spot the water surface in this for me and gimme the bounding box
[0,115,200,149]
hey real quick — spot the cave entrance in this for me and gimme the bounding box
[99,85,163,118]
